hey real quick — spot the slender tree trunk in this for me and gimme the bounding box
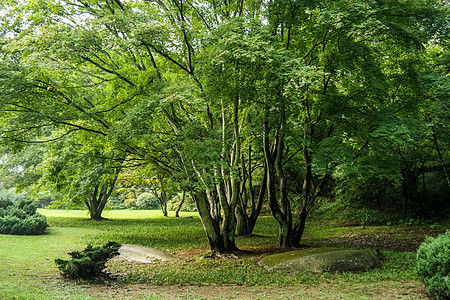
[292,206,308,247]
[192,190,223,253]
[292,129,313,246]
[264,125,293,247]
[235,201,250,236]
[430,124,450,189]
[235,156,268,236]
[175,190,186,218]
[247,167,267,234]
[159,177,168,217]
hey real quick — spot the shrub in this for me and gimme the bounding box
[0,198,48,235]
[136,192,160,209]
[417,231,450,299]
[55,241,121,280]
[167,192,197,212]
[0,197,13,209]
[124,197,136,208]
[106,195,126,209]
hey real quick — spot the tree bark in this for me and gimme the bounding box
[85,174,118,221]
[175,190,186,218]
[192,189,238,254]
[264,122,293,248]
[430,124,450,189]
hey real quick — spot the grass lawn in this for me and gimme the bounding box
[0,209,444,299]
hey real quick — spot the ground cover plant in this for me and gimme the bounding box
[55,242,122,280]
[0,209,448,299]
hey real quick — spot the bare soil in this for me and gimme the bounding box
[319,226,445,253]
[81,280,430,299]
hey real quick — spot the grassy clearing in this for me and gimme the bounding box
[42,209,208,251]
[40,209,198,219]
[0,226,96,299]
[0,209,441,299]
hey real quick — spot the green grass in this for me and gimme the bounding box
[0,226,96,299]
[40,209,198,219]
[42,209,208,251]
[0,208,439,299]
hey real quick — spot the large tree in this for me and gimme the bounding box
[261,0,448,246]
[0,0,447,252]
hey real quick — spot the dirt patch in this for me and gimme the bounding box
[174,245,293,261]
[80,280,430,299]
[117,244,179,263]
[320,226,445,252]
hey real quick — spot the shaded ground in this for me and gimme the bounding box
[94,225,442,299]
[80,280,430,300]
[318,225,445,252]
[57,224,445,299]
[174,225,446,261]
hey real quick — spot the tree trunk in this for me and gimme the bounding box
[192,190,222,253]
[235,203,250,236]
[235,165,267,236]
[264,126,293,247]
[175,190,186,218]
[292,206,308,247]
[192,188,238,254]
[158,177,168,217]
[292,133,313,246]
[85,176,117,221]
[430,124,450,189]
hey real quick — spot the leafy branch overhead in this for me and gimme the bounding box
[0,0,448,253]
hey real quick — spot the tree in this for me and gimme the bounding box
[324,3,450,221]
[0,0,247,252]
[36,139,125,220]
[262,0,448,246]
[0,0,447,253]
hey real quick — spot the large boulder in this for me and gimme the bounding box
[117,244,180,263]
[259,247,378,273]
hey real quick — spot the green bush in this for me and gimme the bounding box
[0,197,13,209]
[55,241,121,280]
[106,195,126,209]
[167,192,197,212]
[417,231,450,299]
[124,197,136,208]
[0,198,48,235]
[136,192,160,209]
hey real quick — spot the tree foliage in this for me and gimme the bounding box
[0,0,448,252]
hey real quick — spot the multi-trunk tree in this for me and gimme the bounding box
[0,0,447,253]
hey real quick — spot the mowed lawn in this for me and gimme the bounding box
[0,209,441,299]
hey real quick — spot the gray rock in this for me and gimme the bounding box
[259,248,378,273]
[117,244,179,263]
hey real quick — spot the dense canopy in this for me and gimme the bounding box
[0,0,448,253]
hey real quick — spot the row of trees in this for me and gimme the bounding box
[0,0,448,253]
